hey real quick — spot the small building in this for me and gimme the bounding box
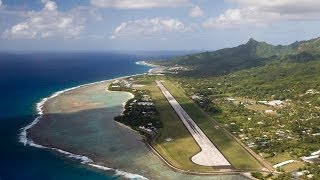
[137,102,154,106]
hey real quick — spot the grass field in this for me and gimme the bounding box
[266,152,292,165]
[161,78,264,170]
[135,76,214,172]
[281,161,305,172]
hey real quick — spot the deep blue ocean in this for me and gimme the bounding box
[0,52,187,180]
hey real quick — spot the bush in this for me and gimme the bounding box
[251,172,264,179]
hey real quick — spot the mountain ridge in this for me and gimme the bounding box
[154,37,320,76]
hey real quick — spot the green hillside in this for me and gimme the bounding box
[297,37,320,54]
[155,37,320,76]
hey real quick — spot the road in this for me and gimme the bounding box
[156,81,231,167]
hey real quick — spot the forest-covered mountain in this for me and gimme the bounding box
[155,37,320,76]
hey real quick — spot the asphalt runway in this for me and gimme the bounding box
[156,80,231,167]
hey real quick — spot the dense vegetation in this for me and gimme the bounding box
[109,80,162,138]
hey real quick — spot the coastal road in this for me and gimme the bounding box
[156,81,231,167]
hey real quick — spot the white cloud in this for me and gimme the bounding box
[203,7,280,28]
[44,0,57,11]
[111,17,191,38]
[204,0,320,29]
[3,1,85,39]
[91,0,190,9]
[0,0,2,7]
[189,6,204,18]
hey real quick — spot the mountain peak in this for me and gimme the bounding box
[247,38,258,44]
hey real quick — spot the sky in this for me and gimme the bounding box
[0,0,320,51]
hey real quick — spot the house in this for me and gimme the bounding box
[265,110,275,114]
[191,94,202,100]
[258,100,285,107]
[305,89,320,95]
[137,102,154,106]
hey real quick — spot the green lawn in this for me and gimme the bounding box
[266,152,292,165]
[161,79,263,170]
[281,161,304,172]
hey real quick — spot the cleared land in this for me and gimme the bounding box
[162,79,265,170]
[156,80,231,167]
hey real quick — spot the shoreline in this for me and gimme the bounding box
[19,72,149,180]
[105,86,135,116]
[136,61,163,74]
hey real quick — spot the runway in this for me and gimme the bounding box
[156,80,231,167]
